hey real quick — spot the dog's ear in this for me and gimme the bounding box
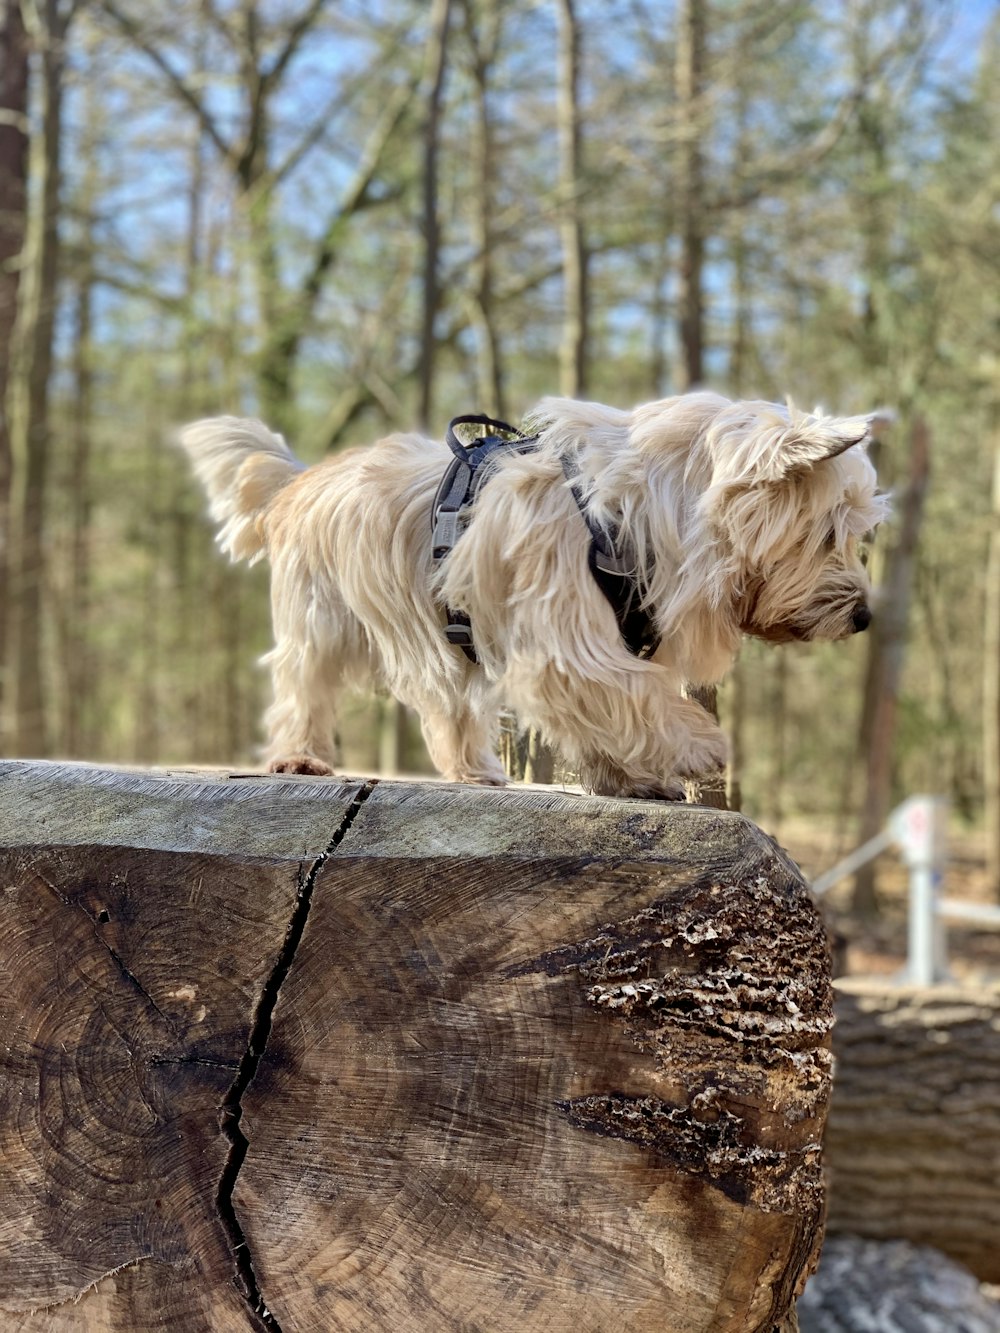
[778,413,875,474]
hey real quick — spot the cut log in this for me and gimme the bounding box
[826,980,1000,1283]
[0,761,834,1332]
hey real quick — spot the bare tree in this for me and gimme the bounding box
[416,0,453,431]
[555,0,587,400]
[100,0,415,437]
[0,0,28,752]
[521,0,588,788]
[10,0,76,757]
[984,433,1000,895]
[674,0,706,392]
[460,0,505,418]
[852,417,930,915]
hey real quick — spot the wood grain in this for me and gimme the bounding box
[0,763,364,1331]
[234,783,832,1332]
[0,764,833,1332]
[826,980,1000,1283]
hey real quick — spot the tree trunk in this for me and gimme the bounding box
[984,434,1000,896]
[682,683,728,809]
[0,760,833,1332]
[852,417,930,914]
[520,0,586,787]
[675,0,706,390]
[10,0,67,758]
[63,265,94,756]
[463,0,505,418]
[825,980,1000,1284]
[556,0,588,400]
[769,651,788,834]
[0,0,28,754]
[378,696,408,775]
[674,0,724,809]
[726,662,745,813]
[134,415,162,762]
[416,0,452,430]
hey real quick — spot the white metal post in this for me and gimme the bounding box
[890,797,948,985]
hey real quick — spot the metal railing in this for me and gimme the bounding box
[811,796,1000,985]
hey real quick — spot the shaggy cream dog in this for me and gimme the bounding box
[180,392,888,797]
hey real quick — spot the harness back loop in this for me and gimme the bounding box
[432,416,541,663]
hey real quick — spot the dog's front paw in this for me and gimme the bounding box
[447,767,508,787]
[625,780,687,802]
[674,729,728,780]
[268,754,335,777]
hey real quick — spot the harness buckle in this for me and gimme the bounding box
[444,621,475,647]
[432,508,465,555]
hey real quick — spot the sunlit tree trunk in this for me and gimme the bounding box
[674,0,725,807]
[723,48,753,814]
[557,0,586,399]
[983,434,1000,896]
[62,257,93,756]
[462,0,505,418]
[768,652,788,835]
[11,0,71,757]
[417,0,452,431]
[556,0,587,401]
[675,0,706,392]
[376,0,452,778]
[0,0,28,753]
[852,418,930,915]
[519,0,589,788]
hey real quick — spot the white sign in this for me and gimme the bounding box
[889,796,946,868]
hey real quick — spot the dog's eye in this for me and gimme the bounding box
[824,528,837,551]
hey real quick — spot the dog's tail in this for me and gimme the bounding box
[178,416,304,563]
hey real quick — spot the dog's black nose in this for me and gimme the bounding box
[852,605,872,633]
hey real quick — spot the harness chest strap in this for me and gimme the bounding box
[432,414,660,664]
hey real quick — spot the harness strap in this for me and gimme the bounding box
[433,417,540,663]
[559,456,661,660]
[432,414,660,665]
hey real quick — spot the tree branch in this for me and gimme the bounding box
[97,1,233,164]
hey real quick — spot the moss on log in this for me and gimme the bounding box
[0,762,833,1332]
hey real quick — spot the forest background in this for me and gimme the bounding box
[1,0,999,901]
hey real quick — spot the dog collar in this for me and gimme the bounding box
[432,414,660,664]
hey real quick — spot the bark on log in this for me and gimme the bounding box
[0,761,834,1332]
[826,980,1000,1283]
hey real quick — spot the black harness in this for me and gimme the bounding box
[431,414,660,664]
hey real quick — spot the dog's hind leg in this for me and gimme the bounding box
[262,639,341,776]
[418,703,507,786]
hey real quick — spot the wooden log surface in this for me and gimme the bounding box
[0,761,834,1332]
[825,980,1000,1283]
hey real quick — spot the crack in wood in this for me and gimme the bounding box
[214,779,378,1333]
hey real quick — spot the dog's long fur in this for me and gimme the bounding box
[180,392,888,795]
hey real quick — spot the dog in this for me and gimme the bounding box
[179,392,888,797]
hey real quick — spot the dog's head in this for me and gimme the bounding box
[696,400,891,644]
